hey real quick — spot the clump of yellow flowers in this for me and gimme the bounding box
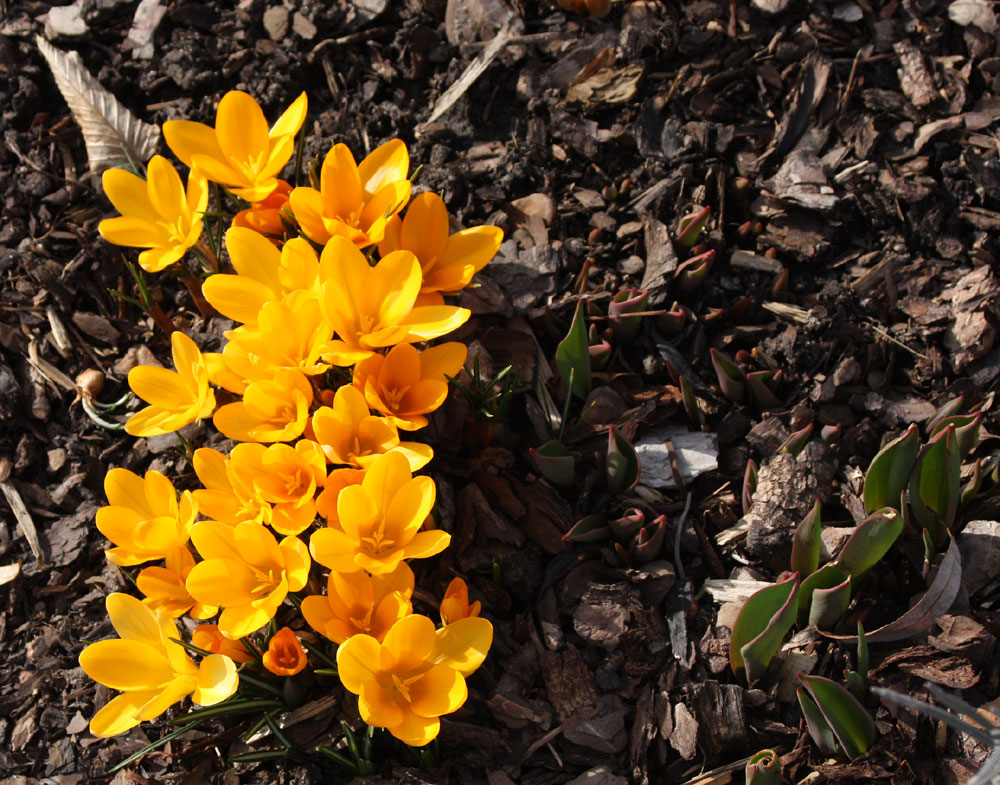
[84,89,501,757]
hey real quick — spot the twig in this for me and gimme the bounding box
[0,457,44,564]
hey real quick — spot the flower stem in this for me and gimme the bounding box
[179,266,216,319]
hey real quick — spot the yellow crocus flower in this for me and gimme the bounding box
[302,563,414,644]
[191,447,272,528]
[228,440,326,536]
[95,467,196,567]
[311,384,432,470]
[352,342,467,431]
[185,521,311,639]
[202,227,319,326]
[213,368,313,443]
[336,613,492,746]
[136,546,218,619]
[79,593,238,736]
[319,237,470,367]
[309,451,448,575]
[126,331,216,438]
[288,138,411,247]
[163,90,307,202]
[379,192,503,305]
[98,155,208,273]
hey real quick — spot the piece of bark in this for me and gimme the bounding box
[639,214,677,306]
[894,39,938,108]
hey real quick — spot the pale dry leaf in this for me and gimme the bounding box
[949,0,998,33]
[0,562,21,586]
[35,35,160,174]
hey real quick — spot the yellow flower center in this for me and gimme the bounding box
[281,467,309,498]
[235,151,268,183]
[382,385,410,411]
[360,521,395,556]
[390,672,421,702]
[348,606,374,633]
[249,565,280,596]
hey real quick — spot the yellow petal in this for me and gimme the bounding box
[215,91,269,177]
[269,91,307,138]
[79,639,176,690]
[358,455,409,521]
[190,153,245,188]
[309,526,361,572]
[106,592,167,646]
[400,529,450,561]
[134,676,196,721]
[89,690,160,737]
[125,405,195,437]
[137,247,184,273]
[400,192,449,264]
[320,143,363,217]
[192,654,239,705]
[334,485,378,543]
[279,534,311,590]
[101,168,159,223]
[419,342,468,381]
[128,365,192,409]
[185,558,262,606]
[409,664,466,717]
[146,155,186,221]
[98,216,169,249]
[384,476,435,543]
[381,614,436,673]
[392,442,434,471]
[434,616,493,676]
[359,679,406,729]
[387,711,439,747]
[163,119,224,169]
[225,226,284,288]
[366,251,420,330]
[202,274,274,325]
[400,305,471,341]
[288,187,330,244]
[440,225,503,276]
[358,139,409,198]
[336,633,381,693]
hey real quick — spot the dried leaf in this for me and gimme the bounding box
[949,0,998,34]
[822,538,962,644]
[35,35,160,173]
[0,562,21,586]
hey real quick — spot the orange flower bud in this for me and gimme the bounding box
[440,577,481,625]
[263,627,308,676]
[191,624,256,664]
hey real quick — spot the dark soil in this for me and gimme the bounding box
[2,0,1000,783]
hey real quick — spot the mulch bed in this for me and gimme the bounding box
[2,0,1000,783]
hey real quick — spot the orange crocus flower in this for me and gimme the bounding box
[263,627,308,676]
[288,139,410,248]
[439,577,481,625]
[302,563,414,644]
[233,179,293,239]
[352,342,467,431]
[379,192,503,305]
[164,90,307,202]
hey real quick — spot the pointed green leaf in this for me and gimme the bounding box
[908,425,961,544]
[530,440,576,490]
[555,301,591,399]
[676,205,711,249]
[797,674,876,759]
[730,573,800,683]
[808,577,852,629]
[798,687,840,756]
[798,563,850,626]
[835,507,903,580]
[710,348,746,403]
[791,499,822,577]
[563,514,610,543]
[606,425,640,495]
[863,424,919,514]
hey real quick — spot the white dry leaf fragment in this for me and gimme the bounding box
[123,0,168,60]
[949,0,999,33]
[35,35,160,174]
